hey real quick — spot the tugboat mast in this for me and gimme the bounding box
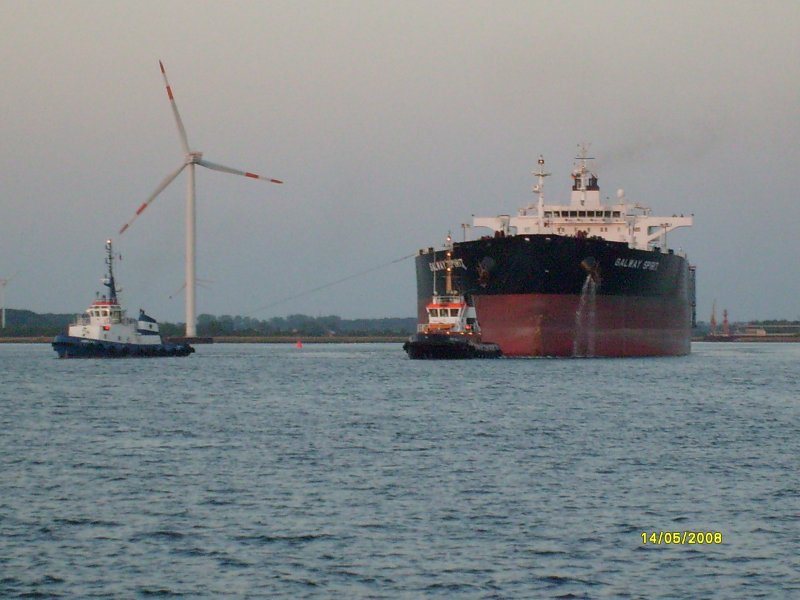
[444,233,454,295]
[103,239,118,304]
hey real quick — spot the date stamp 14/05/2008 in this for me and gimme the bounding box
[642,532,723,545]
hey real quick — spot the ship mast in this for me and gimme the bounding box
[431,247,438,299]
[573,143,596,206]
[532,155,550,232]
[103,239,118,304]
[444,233,454,295]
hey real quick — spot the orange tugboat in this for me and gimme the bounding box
[403,235,502,359]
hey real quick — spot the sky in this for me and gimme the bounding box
[2,0,799,323]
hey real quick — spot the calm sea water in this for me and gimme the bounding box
[1,342,798,599]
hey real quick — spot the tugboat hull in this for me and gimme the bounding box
[52,335,194,358]
[403,333,502,360]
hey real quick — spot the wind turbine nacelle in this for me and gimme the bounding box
[188,151,203,163]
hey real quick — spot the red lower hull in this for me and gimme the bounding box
[472,294,691,357]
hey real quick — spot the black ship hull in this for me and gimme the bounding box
[52,334,195,358]
[415,234,695,357]
[403,333,503,359]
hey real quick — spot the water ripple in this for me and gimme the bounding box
[1,342,798,597]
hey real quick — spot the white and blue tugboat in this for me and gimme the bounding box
[52,240,194,358]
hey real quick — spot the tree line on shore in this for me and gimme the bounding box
[0,309,417,338]
[8,307,798,339]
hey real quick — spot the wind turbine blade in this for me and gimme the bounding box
[159,60,190,154]
[119,164,186,234]
[196,158,283,184]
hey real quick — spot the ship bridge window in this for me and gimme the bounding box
[429,309,439,317]
[450,309,460,317]
[569,211,578,218]
[579,211,586,217]
[612,211,621,218]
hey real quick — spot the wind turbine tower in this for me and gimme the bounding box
[119,61,283,338]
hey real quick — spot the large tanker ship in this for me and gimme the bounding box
[414,148,696,357]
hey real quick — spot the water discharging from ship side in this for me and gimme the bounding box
[573,274,597,357]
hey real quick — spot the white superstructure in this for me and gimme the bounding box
[471,148,693,252]
[68,302,162,346]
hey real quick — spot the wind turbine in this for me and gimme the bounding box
[119,60,282,337]
[0,272,18,329]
